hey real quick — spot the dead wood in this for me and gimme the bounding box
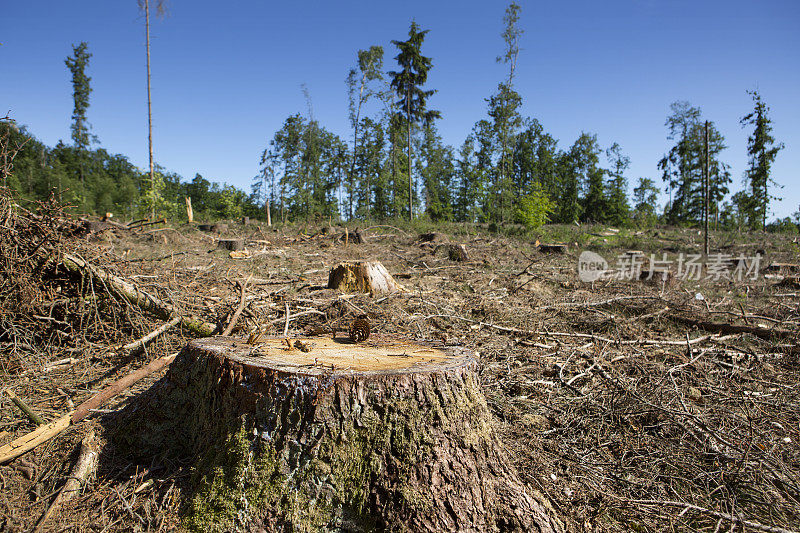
[0,412,73,464]
[127,218,166,230]
[61,253,216,336]
[418,231,444,243]
[71,352,177,423]
[119,315,182,354]
[538,243,568,254]
[216,238,244,251]
[668,312,796,340]
[220,276,250,336]
[0,353,178,464]
[621,500,796,533]
[434,243,469,261]
[4,389,45,426]
[327,260,406,295]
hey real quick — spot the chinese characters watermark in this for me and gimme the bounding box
[578,251,761,283]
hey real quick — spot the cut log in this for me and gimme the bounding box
[198,223,228,234]
[114,336,564,532]
[328,260,406,295]
[538,243,568,254]
[766,262,799,273]
[217,238,244,251]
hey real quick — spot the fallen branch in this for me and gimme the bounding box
[0,352,178,464]
[624,499,797,533]
[537,295,661,311]
[34,429,99,532]
[221,276,250,337]
[71,353,177,423]
[0,412,73,464]
[668,313,797,340]
[4,389,44,426]
[120,316,182,353]
[423,314,717,346]
[61,253,216,336]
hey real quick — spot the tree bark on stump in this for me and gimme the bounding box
[115,336,564,533]
[218,238,244,251]
[327,261,406,295]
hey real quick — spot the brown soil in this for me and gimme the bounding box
[1,204,799,532]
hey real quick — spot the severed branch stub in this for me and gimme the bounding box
[114,335,564,532]
[327,260,406,295]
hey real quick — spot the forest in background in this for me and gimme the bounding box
[0,3,793,232]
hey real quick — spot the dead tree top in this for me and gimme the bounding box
[190,335,474,378]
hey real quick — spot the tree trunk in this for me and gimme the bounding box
[407,86,413,221]
[185,196,193,223]
[145,0,155,220]
[115,336,564,532]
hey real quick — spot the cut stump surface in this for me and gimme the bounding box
[116,335,563,533]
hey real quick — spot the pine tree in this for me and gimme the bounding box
[569,133,604,222]
[605,142,630,225]
[659,102,729,226]
[740,90,784,230]
[389,21,440,220]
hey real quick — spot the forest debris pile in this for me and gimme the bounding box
[0,189,176,373]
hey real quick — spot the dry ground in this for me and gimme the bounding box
[2,204,800,532]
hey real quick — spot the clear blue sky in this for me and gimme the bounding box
[2,0,798,219]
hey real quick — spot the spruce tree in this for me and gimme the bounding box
[740,90,784,230]
[389,21,440,220]
[659,102,729,226]
[64,42,95,209]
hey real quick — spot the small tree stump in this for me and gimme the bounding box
[241,216,250,226]
[115,336,564,532]
[418,232,443,243]
[328,261,405,295]
[217,238,244,251]
[538,243,568,254]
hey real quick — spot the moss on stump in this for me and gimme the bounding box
[115,336,563,532]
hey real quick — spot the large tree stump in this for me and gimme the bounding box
[327,261,406,295]
[115,336,564,533]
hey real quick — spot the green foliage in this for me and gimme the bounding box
[740,90,784,231]
[633,177,659,226]
[389,21,440,219]
[659,101,730,226]
[605,143,630,226]
[64,42,95,152]
[513,183,554,229]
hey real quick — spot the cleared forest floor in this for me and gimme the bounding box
[2,204,799,532]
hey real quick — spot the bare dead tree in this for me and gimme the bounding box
[138,0,168,218]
